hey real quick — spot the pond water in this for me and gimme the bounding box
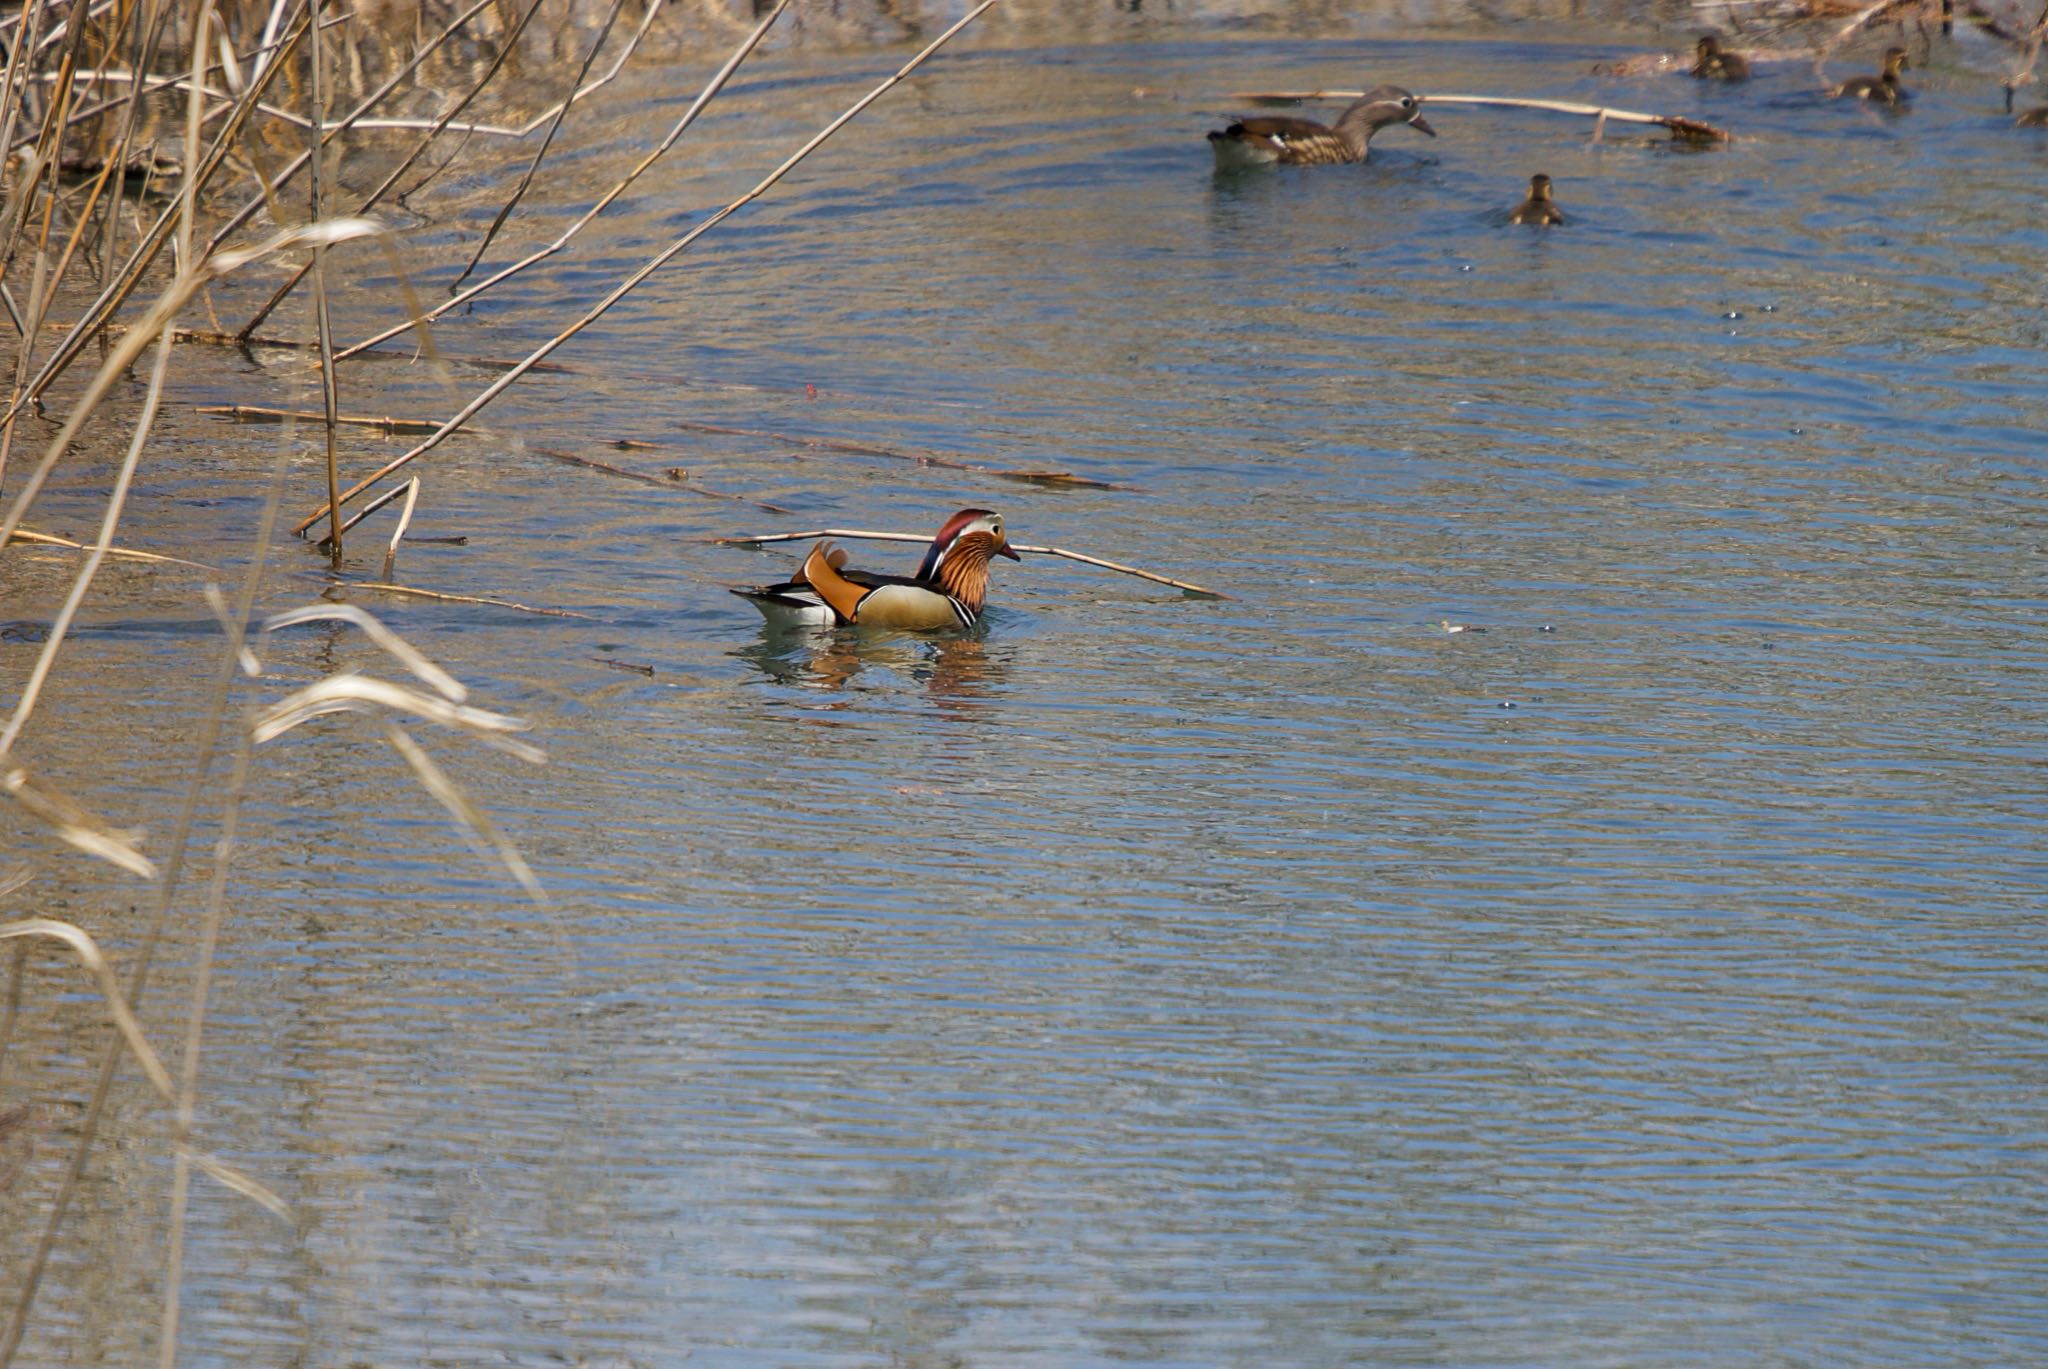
[5,7,2048,1365]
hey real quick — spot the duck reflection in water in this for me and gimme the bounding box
[735,627,1007,713]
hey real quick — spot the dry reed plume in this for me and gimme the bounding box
[0,0,1001,1361]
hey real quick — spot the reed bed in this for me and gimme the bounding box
[0,1,1005,1360]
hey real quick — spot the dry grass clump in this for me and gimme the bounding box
[0,1,999,1361]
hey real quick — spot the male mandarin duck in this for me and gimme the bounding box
[1692,35,1750,81]
[1207,85,1436,168]
[1509,173,1565,226]
[1833,47,1911,104]
[733,508,1019,631]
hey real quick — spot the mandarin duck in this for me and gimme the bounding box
[1692,35,1750,81]
[2016,104,2048,126]
[1207,85,1436,168]
[1509,173,1565,226]
[1832,47,1911,104]
[733,508,1019,631]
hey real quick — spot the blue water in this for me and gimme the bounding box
[5,18,2047,1367]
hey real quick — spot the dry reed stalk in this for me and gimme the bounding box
[288,1,1000,538]
[3,0,521,416]
[4,528,218,570]
[184,0,660,143]
[246,0,672,337]
[2,9,315,419]
[264,602,467,699]
[159,482,269,1368]
[331,0,792,363]
[0,4,48,189]
[1,38,294,1357]
[0,919,177,1099]
[199,403,788,508]
[251,672,542,761]
[321,474,421,542]
[0,452,289,1357]
[325,579,602,620]
[0,216,382,564]
[714,527,1235,600]
[197,0,497,259]
[0,16,214,763]
[1232,89,1732,142]
[82,0,179,287]
[382,478,420,580]
[308,0,343,557]
[235,0,553,340]
[0,766,157,877]
[382,722,545,899]
[450,0,631,292]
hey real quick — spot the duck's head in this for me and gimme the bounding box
[1527,173,1554,199]
[1359,85,1437,137]
[1883,46,1910,77]
[1696,34,1723,59]
[919,508,1020,580]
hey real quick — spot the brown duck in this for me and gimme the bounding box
[732,509,1019,632]
[2016,105,2048,127]
[1509,174,1564,226]
[1833,47,1911,104]
[1208,85,1436,167]
[1692,35,1750,82]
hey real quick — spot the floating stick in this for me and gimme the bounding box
[713,528,1234,600]
[1231,89,1732,142]
[6,528,217,571]
[672,418,1132,490]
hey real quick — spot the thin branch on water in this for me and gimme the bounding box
[288,1,1001,538]
[5,528,219,571]
[670,418,1134,490]
[197,402,481,436]
[713,528,1235,600]
[529,447,793,513]
[314,577,603,620]
[1231,88,1733,142]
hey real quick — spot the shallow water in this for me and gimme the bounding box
[5,10,2048,1366]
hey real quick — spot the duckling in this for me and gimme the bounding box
[1832,47,1911,104]
[1509,174,1565,226]
[2016,105,2048,127]
[1692,35,1750,82]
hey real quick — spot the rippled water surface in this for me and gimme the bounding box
[6,11,2048,1366]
